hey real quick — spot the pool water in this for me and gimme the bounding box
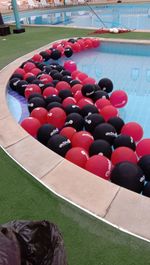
[7,41,150,138]
[3,3,150,30]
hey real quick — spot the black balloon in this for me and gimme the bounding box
[113,134,136,151]
[50,49,62,60]
[10,73,23,80]
[84,113,104,133]
[60,70,71,76]
[46,102,63,111]
[39,51,51,61]
[143,182,150,197]
[138,155,150,181]
[64,47,73,58]
[25,76,37,83]
[50,70,59,78]
[110,161,145,193]
[9,78,20,91]
[62,75,72,84]
[70,80,81,87]
[53,72,63,81]
[92,90,109,102]
[89,139,112,158]
[37,124,59,146]
[80,104,98,117]
[16,80,28,96]
[28,96,46,112]
[64,104,80,115]
[45,95,62,105]
[65,113,84,131]
[98,78,113,93]
[58,89,73,100]
[28,93,43,101]
[81,84,95,98]
[108,116,124,134]
[31,79,45,90]
[47,134,71,157]
[93,123,117,145]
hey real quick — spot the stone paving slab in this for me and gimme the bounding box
[6,136,63,179]
[42,159,120,217]
[105,187,150,239]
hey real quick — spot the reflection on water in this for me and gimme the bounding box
[16,3,150,29]
[21,12,73,25]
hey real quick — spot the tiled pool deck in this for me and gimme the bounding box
[1,38,150,242]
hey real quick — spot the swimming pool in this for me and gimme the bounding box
[3,3,150,30]
[7,40,150,138]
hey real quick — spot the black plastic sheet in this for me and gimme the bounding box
[0,220,67,265]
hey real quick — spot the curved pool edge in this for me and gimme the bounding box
[1,38,150,242]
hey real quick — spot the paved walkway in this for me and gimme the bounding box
[1,38,150,242]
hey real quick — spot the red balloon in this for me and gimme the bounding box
[91,38,100,48]
[30,107,48,124]
[24,72,35,80]
[65,147,89,168]
[77,39,85,50]
[23,62,36,73]
[100,105,118,121]
[45,49,52,55]
[72,42,81,53]
[30,68,41,76]
[64,60,77,73]
[47,107,66,129]
[83,38,93,49]
[60,127,76,140]
[82,77,96,85]
[85,155,112,180]
[32,54,43,62]
[71,131,94,151]
[25,84,41,99]
[56,81,71,91]
[95,98,111,110]
[136,138,150,158]
[110,90,128,108]
[62,97,77,108]
[76,72,88,82]
[21,117,41,137]
[74,90,84,102]
[71,70,81,79]
[14,68,25,76]
[71,84,83,95]
[121,122,143,142]
[43,87,58,98]
[52,41,62,49]
[77,98,93,108]
[40,74,53,84]
[111,147,137,165]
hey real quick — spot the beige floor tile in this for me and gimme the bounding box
[7,136,63,179]
[0,115,28,147]
[42,159,120,217]
[105,188,150,240]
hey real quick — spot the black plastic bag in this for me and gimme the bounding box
[0,227,21,265]
[1,220,67,265]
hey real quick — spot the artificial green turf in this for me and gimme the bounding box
[0,147,150,265]
[1,25,150,264]
[0,25,150,70]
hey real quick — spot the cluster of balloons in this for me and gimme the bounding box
[9,37,150,197]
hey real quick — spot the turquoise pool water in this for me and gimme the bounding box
[7,41,150,137]
[3,3,150,29]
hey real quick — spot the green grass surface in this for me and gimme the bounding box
[0,25,150,69]
[0,25,150,264]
